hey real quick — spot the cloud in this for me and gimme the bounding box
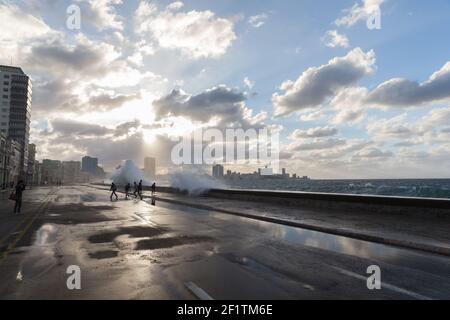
[244,77,254,89]
[336,0,385,27]
[290,126,338,139]
[288,138,347,152]
[88,91,140,111]
[248,14,268,28]
[76,0,124,31]
[366,61,450,107]
[352,147,393,159]
[25,39,119,75]
[153,85,267,127]
[0,3,57,42]
[367,114,413,140]
[272,48,376,117]
[47,119,113,137]
[135,1,236,58]
[322,30,350,48]
[167,1,184,11]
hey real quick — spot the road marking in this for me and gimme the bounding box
[0,190,55,264]
[332,266,432,300]
[185,281,214,300]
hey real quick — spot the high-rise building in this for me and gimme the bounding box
[0,65,32,178]
[82,156,98,174]
[144,157,156,179]
[212,164,224,178]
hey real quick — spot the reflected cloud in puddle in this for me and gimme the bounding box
[34,224,58,246]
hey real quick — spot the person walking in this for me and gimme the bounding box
[13,180,26,214]
[133,182,138,198]
[110,182,118,201]
[151,182,156,196]
[125,183,131,200]
[137,180,143,200]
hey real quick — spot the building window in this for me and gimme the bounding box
[2,95,8,99]
[3,88,8,92]
[4,75,10,79]
[3,82,8,85]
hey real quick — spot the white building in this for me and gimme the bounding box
[0,65,32,179]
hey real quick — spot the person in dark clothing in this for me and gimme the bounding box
[14,180,26,214]
[110,182,118,201]
[137,180,143,200]
[133,182,138,198]
[151,182,156,195]
[125,183,131,200]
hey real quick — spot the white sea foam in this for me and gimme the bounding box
[111,160,152,186]
[169,169,224,196]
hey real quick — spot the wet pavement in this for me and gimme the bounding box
[0,185,449,300]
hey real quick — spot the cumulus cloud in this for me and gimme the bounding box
[336,0,385,27]
[76,0,124,31]
[352,147,393,159]
[244,77,254,89]
[47,119,113,137]
[366,61,450,107]
[135,1,236,58]
[288,138,347,152]
[272,48,376,117]
[322,30,350,48]
[248,13,268,28]
[153,85,267,127]
[290,126,338,139]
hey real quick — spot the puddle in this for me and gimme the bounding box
[135,236,213,250]
[89,250,119,260]
[88,226,166,244]
[34,224,58,246]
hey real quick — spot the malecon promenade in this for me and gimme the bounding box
[0,184,450,300]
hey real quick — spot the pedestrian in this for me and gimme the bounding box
[110,182,118,201]
[138,180,143,200]
[13,180,26,214]
[151,182,156,195]
[125,183,131,200]
[133,182,138,198]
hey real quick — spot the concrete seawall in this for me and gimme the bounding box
[94,184,450,218]
[154,186,450,219]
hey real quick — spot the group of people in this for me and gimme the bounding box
[109,180,156,201]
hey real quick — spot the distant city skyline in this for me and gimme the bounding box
[2,1,450,178]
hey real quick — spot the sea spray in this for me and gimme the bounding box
[111,160,152,186]
[169,169,224,196]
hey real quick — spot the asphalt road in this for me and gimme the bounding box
[0,185,449,300]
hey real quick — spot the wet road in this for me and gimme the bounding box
[0,185,449,300]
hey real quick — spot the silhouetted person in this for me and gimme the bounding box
[151,182,156,195]
[125,183,131,200]
[110,182,118,201]
[137,180,143,200]
[13,180,26,214]
[133,182,138,198]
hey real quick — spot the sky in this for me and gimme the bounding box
[1,0,450,178]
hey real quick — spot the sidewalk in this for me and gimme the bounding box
[88,185,450,256]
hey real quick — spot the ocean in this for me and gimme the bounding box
[221,178,450,199]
